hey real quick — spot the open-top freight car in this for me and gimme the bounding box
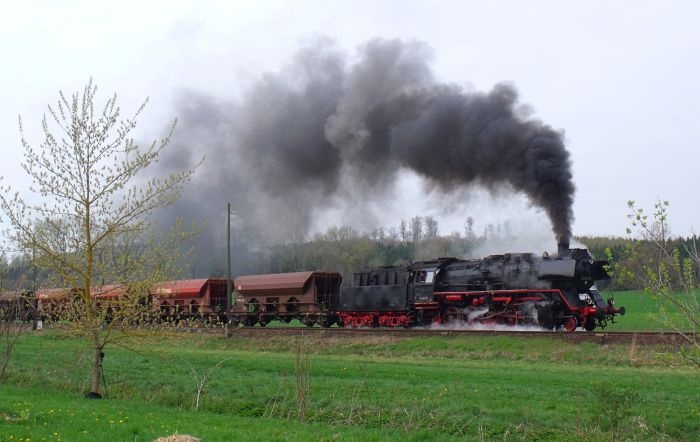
[35,279,231,323]
[0,290,35,322]
[36,288,73,321]
[232,271,341,327]
[151,278,230,321]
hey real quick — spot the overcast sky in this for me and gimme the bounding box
[1,0,698,241]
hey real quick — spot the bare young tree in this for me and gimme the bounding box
[424,216,438,239]
[399,220,408,242]
[625,199,699,367]
[410,216,423,243]
[0,80,199,396]
[184,356,231,412]
[464,216,475,239]
[293,336,312,421]
[0,291,33,381]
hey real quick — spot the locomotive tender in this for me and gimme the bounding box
[233,244,625,331]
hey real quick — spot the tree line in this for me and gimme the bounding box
[3,216,697,292]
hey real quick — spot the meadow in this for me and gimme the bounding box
[603,290,694,332]
[1,290,698,441]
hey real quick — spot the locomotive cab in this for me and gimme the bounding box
[409,269,435,284]
[408,263,439,303]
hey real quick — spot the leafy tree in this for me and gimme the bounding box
[0,80,198,396]
[625,199,699,366]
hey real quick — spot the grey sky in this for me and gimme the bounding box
[1,0,698,241]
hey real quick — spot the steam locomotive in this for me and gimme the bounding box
[232,244,625,331]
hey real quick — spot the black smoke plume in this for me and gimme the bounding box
[160,37,575,269]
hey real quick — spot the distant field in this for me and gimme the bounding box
[1,329,698,441]
[603,290,694,332]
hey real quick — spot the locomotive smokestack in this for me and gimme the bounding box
[557,242,570,257]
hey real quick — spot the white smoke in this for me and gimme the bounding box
[426,321,554,332]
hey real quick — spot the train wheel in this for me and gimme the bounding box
[583,317,596,331]
[285,297,300,313]
[244,316,257,327]
[259,319,269,327]
[562,317,577,332]
[247,299,260,313]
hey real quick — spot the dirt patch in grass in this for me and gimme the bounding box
[153,434,201,442]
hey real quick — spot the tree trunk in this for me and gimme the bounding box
[89,346,103,398]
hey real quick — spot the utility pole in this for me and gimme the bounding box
[226,203,232,337]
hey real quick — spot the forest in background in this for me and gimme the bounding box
[1,215,697,292]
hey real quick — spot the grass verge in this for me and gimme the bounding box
[2,329,699,441]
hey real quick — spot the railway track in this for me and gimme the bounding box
[37,322,691,346]
[228,326,690,346]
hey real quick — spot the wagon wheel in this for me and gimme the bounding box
[246,299,260,313]
[583,317,596,332]
[285,297,300,313]
[562,317,577,332]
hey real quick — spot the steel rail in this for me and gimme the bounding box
[227,326,693,345]
[37,322,693,345]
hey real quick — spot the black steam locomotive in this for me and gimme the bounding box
[233,244,625,331]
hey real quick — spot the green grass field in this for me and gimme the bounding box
[1,313,699,441]
[602,290,694,332]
